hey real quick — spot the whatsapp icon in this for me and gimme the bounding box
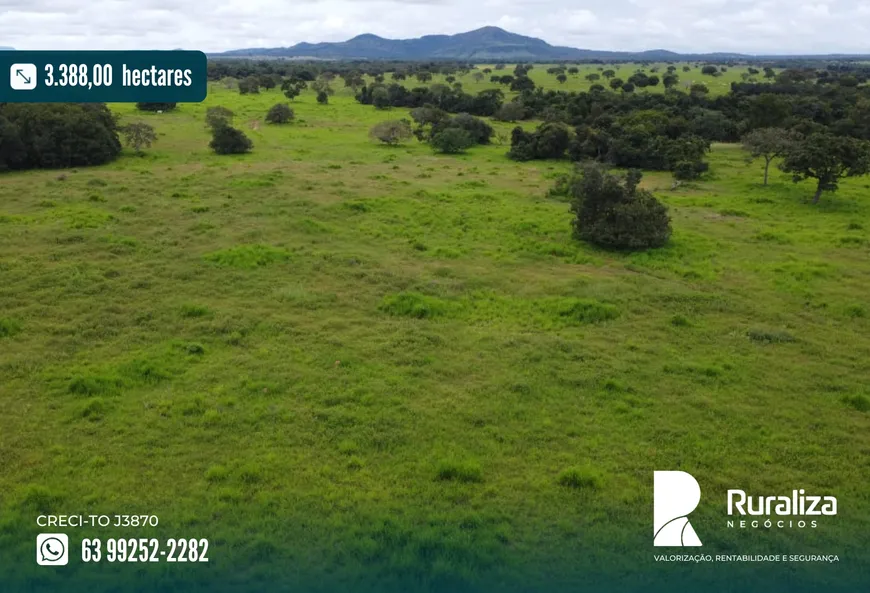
[37,533,69,566]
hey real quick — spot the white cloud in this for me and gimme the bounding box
[0,0,866,53]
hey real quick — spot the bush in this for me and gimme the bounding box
[120,122,157,154]
[430,128,475,154]
[205,106,234,129]
[238,76,260,94]
[435,458,483,483]
[209,123,253,154]
[557,466,601,489]
[316,91,329,105]
[264,103,294,124]
[508,122,572,161]
[371,87,391,110]
[0,103,121,170]
[493,102,525,122]
[432,113,493,145]
[568,165,671,250]
[369,119,413,145]
[136,102,176,112]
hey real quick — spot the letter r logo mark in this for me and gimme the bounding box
[654,471,702,546]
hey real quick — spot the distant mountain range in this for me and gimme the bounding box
[210,27,867,61]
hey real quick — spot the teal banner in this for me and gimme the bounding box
[0,50,207,103]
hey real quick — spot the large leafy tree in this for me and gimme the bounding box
[741,128,802,185]
[779,133,870,203]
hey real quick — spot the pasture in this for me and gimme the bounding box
[0,82,868,592]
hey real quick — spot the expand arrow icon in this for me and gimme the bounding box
[15,68,31,84]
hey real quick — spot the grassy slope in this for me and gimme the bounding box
[0,83,868,591]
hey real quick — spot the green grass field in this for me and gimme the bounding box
[1,84,868,591]
[354,63,769,97]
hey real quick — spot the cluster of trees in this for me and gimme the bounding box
[208,60,478,87]
[367,107,493,154]
[356,83,504,116]
[0,103,122,171]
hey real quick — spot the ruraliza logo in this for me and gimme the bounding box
[654,471,702,547]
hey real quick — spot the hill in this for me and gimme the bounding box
[211,27,749,61]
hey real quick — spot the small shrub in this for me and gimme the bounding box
[209,124,253,155]
[205,106,234,129]
[431,128,475,154]
[204,244,290,268]
[671,314,691,327]
[179,304,210,318]
[185,342,205,355]
[316,91,329,105]
[0,317,21,338]
[557,299,619,324]
[435,458,483,483]
[265,103,294,124]
[79,397,107,421]
[205,465,229,482]
[842,394,870,413]
[239,464,263,484]
[379,292,447,319]
[747,329,796,344]
[369,119,413,145]
[68,373,122,396]
[557,466,601,489]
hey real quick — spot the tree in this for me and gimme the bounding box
[430,128,475,154]
[568,67,580,75]
[585,73,600,82]
[569,164,671,250]
[265,103,294,124]
[662,74,679,88]
[689,83,709,97]
[316,91,329,105]
[369,119,413,145]
[779,133,870,203]
[602,69,616,79]
[311,76,334,96]
[238,76,260,94]
[741,128,802,185]
[209,123,253,155]
[472,71,485,83]
[432,113,494,145]
[701,65,718,76]
[0,103,121,170]
[205,106,234,129]
[0,115,25,171]
[372,87,391,110]
[258,74,278,90]
[510,76,536,92]
[120,122,157,154]
[410,105,449,141]
[507,123,572,161]
[609,78,624,90]
[622,82,635,93]
[557,74,568,84]
[415,71,433,83]
[136,102,176,112]
[494,102,525,123]
[281,77,306,101]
